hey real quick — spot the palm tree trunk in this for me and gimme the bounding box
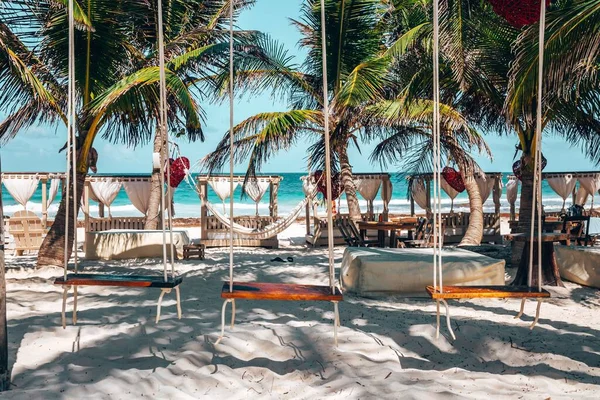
[338,143,362,221]
[511,154,563,286]
[145,131,163,230]
[37,168,86,268]
[458,166,483,246]
[0,170,9,391]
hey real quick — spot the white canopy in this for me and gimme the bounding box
[46,179,60,209]
[475,176,495,204]
[123,181,152,215]
[506,178,519,205]
[90,181,122,217]
[355,178,381,216]
[440,178,459,212]
[547,174,577,210]
[3,176,39,209]
[578,175,600,209]
[244,180,270,216]
[411,179,428,210]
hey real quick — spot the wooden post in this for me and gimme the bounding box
[0,158,9,391]
[493,175,501,215]
[41,178,48,228]
[425,178,431,217]
[572,183,577,206]
[269,178,279,219]
[84,183,90,233]
[199,181,208,240]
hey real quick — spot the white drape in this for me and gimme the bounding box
[90,181,122,217]
[209,179,239,213]
[244,180,270,216]
[578,175,600,208]
[547,175,577,210]
[3,177,40,209]
[355,178,381,215]
[475,176,495,204]
[381,179,393,215]
[575,186,589,206]
[301,177,315,197]
[46,179,60,208]
[506,178,519,205]
[440,178,459,212]
[411,179,428,210]
[123,181,152,215]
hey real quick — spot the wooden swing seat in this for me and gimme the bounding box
[221,282,343,302]
[54,273,183,288]
[426,285,550,300]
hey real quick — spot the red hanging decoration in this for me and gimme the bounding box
[488,0,550,28]
[165,156,190,188]
[442,166,466,193]
[512,154,547,181]
[312,170,342,200]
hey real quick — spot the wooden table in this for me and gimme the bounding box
[357,220,417,248]
[505,232,568,286]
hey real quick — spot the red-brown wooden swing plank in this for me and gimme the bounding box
[54,274,182,288]
[221,282,343,302]
[426,285,550,300]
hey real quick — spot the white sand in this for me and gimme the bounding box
[2,223,600,399]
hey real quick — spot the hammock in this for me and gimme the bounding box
[204,195,311,240]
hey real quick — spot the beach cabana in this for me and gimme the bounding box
[304,173,392,246]
[196,175,284,248]
[408,172,503,243]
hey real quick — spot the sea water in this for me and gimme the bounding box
[0,172,573,219]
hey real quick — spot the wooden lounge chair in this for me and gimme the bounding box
[8,210,46,256]
[562,215,592,246]
[334,217,379,247]
[403,217,443,248]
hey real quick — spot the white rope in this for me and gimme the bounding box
[432,0,443,292]
[228,0,235,293]
[64,0,75,279]
[157,0,175,282]
[536,0,547,291]
[319,0,335,293]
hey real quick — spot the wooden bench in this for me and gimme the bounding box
[183,243,205,260]
[426,285,551,340]
[216,281,343,345]
[54,273,183,328]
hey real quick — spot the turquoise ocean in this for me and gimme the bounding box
[1,172,571,219]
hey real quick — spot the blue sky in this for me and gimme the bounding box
[1,0,597,174]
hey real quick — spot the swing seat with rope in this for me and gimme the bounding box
[54,0,182,329]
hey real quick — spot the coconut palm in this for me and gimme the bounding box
[203,0,394,220]
[505,0,600,284]
[0,0,271,266]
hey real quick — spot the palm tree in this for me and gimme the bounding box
[204,0,395,220]
[505,0,600,285]
[372,0,510,245]
[0,0,268,267]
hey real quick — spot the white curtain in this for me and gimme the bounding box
[547,175,577,210]
[355,178,381,215]
[46,179,60,209]
[244,180,270,216]
[90,181,122,217]
[381,179,393,214]
[209,179,239,213]
[411,179,428,210]
[3,177,40,209]
[506,178,519,205]
[440,178,459,212]
[575,186,589,206]
[578,175,600,209]
[123,181,152,215]
[476,176,495,204]
[301,176,315,197]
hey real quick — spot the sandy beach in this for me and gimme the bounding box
[0,222,598,399]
